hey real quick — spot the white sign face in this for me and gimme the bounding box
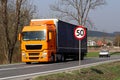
[74,26,86,40]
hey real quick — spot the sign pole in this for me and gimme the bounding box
[79,40,81,73]
[74,26,86,73]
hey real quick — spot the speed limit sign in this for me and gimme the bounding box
[74,26,86,40]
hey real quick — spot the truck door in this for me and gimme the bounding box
[48,31,56,52]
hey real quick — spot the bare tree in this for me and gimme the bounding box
[114,34,120,47]
[1,0,9,63]
[50,0,106,27]
[0,0,36,64]
[7,0,22,63]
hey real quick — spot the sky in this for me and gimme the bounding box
[32,0,120,33]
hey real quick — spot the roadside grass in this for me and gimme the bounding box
[86,52,99,57]
[86,52,120,58]
[111,52,120,56]
[33,61,120,80]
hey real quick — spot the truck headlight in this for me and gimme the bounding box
[42,52,47,58]
[22,52,26,57]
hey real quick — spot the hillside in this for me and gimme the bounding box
[88,30,120,37]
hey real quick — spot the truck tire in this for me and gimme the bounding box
[26,62,31,64]
[81,56,84,60]
[61,55,66,62]
[73,55,79,60]
[50,55,55,63]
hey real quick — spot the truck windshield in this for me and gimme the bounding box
[22,31,46,41]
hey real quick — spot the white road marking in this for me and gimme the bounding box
[0,59,120,80]
[0,63,24,67]
[0,64,44,71]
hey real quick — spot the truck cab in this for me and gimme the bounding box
[20,19,56,64]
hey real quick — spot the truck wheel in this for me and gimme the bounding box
[50,55,55,63]
[61,55,66,62]
[74,56,79,60]
[99,55,101,58]
[81,56,84,60]
[26,62,31,64]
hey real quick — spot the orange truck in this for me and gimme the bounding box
[19,19,87,64]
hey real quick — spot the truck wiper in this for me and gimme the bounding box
[35,38,42,41]
[23,39,30,41]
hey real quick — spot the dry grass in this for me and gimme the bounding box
[34,61,120,80]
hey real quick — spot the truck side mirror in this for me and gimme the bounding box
[18,33,21,41]
[49,32,52,40]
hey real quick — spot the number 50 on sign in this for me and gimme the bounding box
[74,26,86,40]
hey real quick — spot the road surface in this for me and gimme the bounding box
[0,55,120,80]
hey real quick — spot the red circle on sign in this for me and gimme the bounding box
[74,26,86,40]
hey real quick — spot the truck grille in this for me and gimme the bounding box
[26,45,42,50]
[29,57,39,60]
[29,53,39,56]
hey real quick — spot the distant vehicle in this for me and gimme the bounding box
[99,50,110,57]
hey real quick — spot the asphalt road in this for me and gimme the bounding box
[0,55,120,80]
